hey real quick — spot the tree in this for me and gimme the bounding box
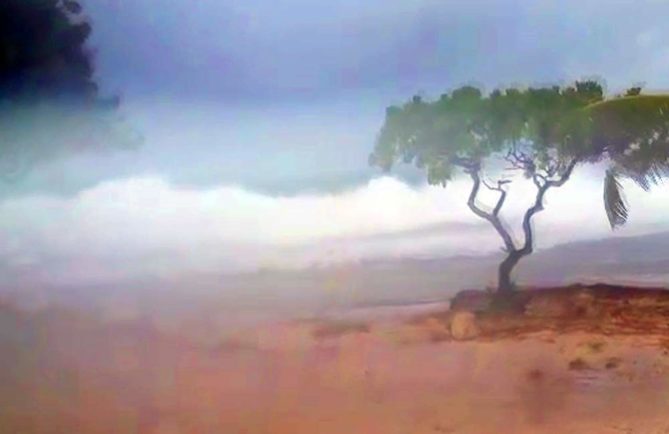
[369,80,668,299]
[0,0,139,181]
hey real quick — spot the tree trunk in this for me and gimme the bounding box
[497,250,524,294]
[462,158,579,303]
[492,251,529,311]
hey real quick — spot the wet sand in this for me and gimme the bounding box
[2,284,669,433]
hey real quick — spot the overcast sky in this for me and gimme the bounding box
[3,0,669,285]
[86,0,669,101]
[22,0,669,194]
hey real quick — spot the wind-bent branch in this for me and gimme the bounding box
[464,166,516,253]
[518,158,578,255]
[462,157,579,294]
[492,188,507,217]
[494,157,579,293]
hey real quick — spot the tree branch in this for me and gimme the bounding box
[518,157,579,256]
[481,178,499,191]
[504,143,535,172]
[465,168,516,252]
[493,188,507,217]
[545,158,578,188]
[532,173,545,189]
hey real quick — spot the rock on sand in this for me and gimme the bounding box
[450,311,480,340]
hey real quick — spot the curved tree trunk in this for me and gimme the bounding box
[497,251,522,294]
[463,158,579,298]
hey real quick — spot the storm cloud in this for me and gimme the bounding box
[86,0,669,100]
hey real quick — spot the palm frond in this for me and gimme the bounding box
[603,169,629,229]
[625,161,669,191]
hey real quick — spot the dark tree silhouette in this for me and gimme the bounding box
[0,0,138,181]
[370,81,669,300]
[1,0,98,102]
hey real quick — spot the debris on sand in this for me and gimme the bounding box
[605,357,623,370]
[568,357,591,371]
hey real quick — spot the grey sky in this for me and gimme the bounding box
[1,0,661,199]
[85,0,669,101]
[10,0,669,195]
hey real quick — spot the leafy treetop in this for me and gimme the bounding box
[370,81,608,186]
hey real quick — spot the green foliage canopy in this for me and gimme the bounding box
[370,81,608,185]
[371,82,669,229]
